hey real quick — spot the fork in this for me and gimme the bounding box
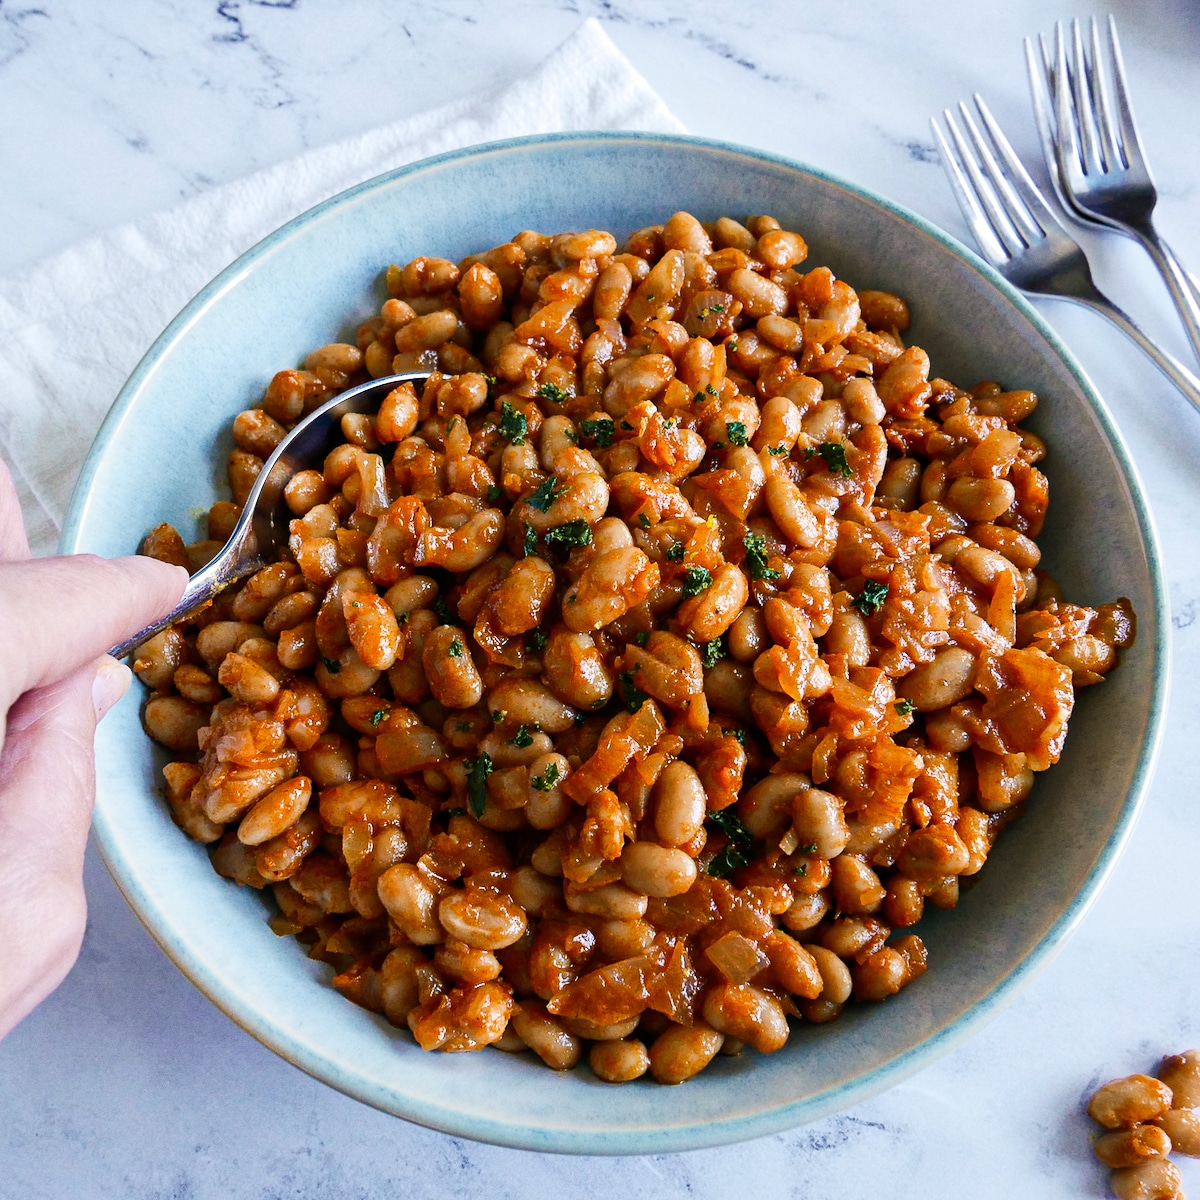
[1026,16,1200,366]
[930,96,1200,416]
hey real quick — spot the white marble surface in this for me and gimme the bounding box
[2,1,1200,1196]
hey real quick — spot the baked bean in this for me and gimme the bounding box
[791,787,851,859]
[132,627,188,691]
[378,864,444,945]
[701,982,789,1053]
[1089,1076,1174,1130]
[675,562,748,643]
[899,646,976,712]
[564,881,648,920]
[589,1038,650,1083]
[620,842,697,898]
[841,376,884,424]
[510,999,581,1070]
[782,890,830,933]
[1155,1108,1200,1156]
[946,476,1016,523]
[1109,1159,1184,1200]
[143,696,206,753]
[1094,1125,1173,1168]
[728,267,787,318]
[804,944,853,1005]
[853,947,909,1001]
[439,888,527,950]
[652,760,707,847]
[649,1020,725,1084]
[422,625,483,709]
[1158,1049,1200,1108]
[756,229,808,270]
[897,824,970,880]
[830,854,885,914]
[237,777,312,846]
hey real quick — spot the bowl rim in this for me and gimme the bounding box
[60,129,1170,1155]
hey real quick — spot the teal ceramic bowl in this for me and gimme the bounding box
[61,132,1167,1154]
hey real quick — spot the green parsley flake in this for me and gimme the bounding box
[895,698,915,717]
[681,566,713,598]
[727,339,739,353]
[851,579,889,616]
[527,475,567,512]
[487,483,503,503]
[321,656,341,675]
[699,303,726,317]
[578,418,615,448]
[799,841,819,854]
[467,752,493,818]
[492,710,507,723]
[455,720,472,732]
[498,401,527,445]
[527,629,548,652]
[434,596,457,625]
[531,761,561,792]
[665,542,685,563]
[743,530,781,582]
[795,863,808,878]
[705,808,754,878]
[448,640,464,658]
[537,381,570,404]
[619,670,649,714]
[725,421,749,447]
[638,513,651,529]
[522,523,539,557]
[731,727,748,746]
[701,637,724,670]
[767,444,788,456]
[544,520,592,549]
[805,439,853,478]
[635,630,650,647]
[507,724,536,748]
[369,708,388,728]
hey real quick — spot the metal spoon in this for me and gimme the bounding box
[110,370,433,660]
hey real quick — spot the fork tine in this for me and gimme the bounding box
[1024,35,1073,213]
[929,117,1010,266]
[1053,22,1083,178]
[971,95,1068,242]
[1106,14,1148,175]
[959,99,1044,247]
[944,106,1029,256]
[1070,18,1104,175]
[1088,16,1121,172]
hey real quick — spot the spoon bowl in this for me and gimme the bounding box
[110,370,432,659]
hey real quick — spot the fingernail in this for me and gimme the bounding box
[93,655,133,721]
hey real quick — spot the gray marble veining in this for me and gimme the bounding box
[2,1,1199,1196]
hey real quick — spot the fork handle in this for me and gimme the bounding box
[1062,289,1200,417]
[1128,224,1200,370]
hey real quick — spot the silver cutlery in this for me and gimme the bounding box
[1026,16,1200,364]
[110,370,434,660]
[930,96,1200,416]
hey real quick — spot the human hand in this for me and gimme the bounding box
[0,460,187,1039]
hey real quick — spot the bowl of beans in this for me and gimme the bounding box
[62,132,1167,1153]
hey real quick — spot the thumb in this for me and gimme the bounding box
[0,656,117,1038]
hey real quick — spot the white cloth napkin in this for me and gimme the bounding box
[0,19,685,557]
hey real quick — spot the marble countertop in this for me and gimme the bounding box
[3,2,1199,1197]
